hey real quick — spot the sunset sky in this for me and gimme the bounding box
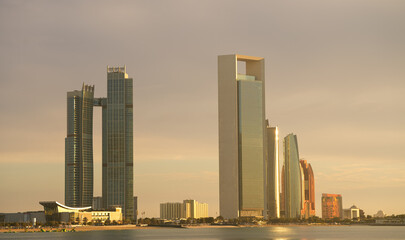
[0,0,404,217]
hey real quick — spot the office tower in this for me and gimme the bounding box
[102,66,134,220]
[65,84,94,207]
[218,54,266,219]
[266,123,280,219]
[321,193,343,219]
[282,133,303,219]
[299,159,315,218]
[92,196,103,210]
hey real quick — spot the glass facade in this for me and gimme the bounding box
[65,85,94,207]
[237,76,264,211]
[102,67,134,220]
[266,125,280,219]
[283,133,302,218]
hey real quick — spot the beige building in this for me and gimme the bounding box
[343,205,360,220]
[218,54,266,219]
[160,200,208,220]
[39,201,122,224]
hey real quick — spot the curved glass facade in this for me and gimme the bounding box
[65,84,94,207]
[283,133,302,218]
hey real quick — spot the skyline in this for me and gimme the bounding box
[1,0,405,218]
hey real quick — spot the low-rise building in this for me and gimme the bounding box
[39,201,122,224]
[343,205,360,220]
[0,211,46,224]
[374,210,386,218]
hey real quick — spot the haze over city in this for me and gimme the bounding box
[0,0,404,218]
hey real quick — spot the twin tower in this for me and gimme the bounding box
[65,66,134,220]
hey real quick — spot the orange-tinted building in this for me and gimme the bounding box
[321,193,343,219]
[300,160,315,218]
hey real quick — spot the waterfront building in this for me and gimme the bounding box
[299,159,315,218]
[40,201,122,224]
[266,124,280,219]
[282,134,303,219]
[93,196,103,210]
[65,84,94,208]
[321,193,343,219]
[160,200,209,220]
[101,66,134,220]
[0,211,46,224]
[374,210,386,218]
[218,54,266,219]
[343,205,360,220]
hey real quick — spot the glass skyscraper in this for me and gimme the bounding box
[65,84,94,207]
[266,124,280,219]
[102,66,134,220]
[282,133,303,219]
[218,54,266,218]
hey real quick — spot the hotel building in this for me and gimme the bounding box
[300,159,315,218]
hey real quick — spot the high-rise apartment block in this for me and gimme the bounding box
[218,54,266,219]
[300,159,315,218]
[160,200,208,220]
[322,193,343,219]
[65,66,134,220]
[282,133,303,219]
[65,84,94,207]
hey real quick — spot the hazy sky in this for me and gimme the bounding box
[0,0,404,218]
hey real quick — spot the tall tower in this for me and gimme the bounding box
[102,66,134,220]
[300,159,315,218]
[218,54,266,219]
[65,84,94,207]
[266,123,280,219]
[282,133,303,219]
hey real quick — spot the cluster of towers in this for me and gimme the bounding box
[218,54,315,219]
[65,66,134,220]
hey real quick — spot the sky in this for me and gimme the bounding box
[0,0,404,218]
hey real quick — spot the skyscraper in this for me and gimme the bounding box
[300,159,315,218]
[218,54,266,219]
[322,193,343,219]
[65,84,94,207]
[266,123,280,219]
[101,66,134,220]
[282,133,303,219]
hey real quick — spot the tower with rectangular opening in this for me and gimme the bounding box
[218,54,266,219]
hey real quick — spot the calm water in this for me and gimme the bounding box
[1,226,405,240]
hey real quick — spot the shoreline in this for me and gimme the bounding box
[0,223,359,233]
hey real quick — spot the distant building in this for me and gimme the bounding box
[93,196,103,210]
[321,193,343,219]
[218,54,266,219]
[65,84,94,208]
[343,205,360,220]
[0,211,45,224]
[39,201,122,224]
[282,134,303,219]
[374,210,386,218]
[299,159,315,219]
[160,200,208,220]
[134,196,138,224]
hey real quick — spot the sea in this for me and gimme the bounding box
[1,226,405,240]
